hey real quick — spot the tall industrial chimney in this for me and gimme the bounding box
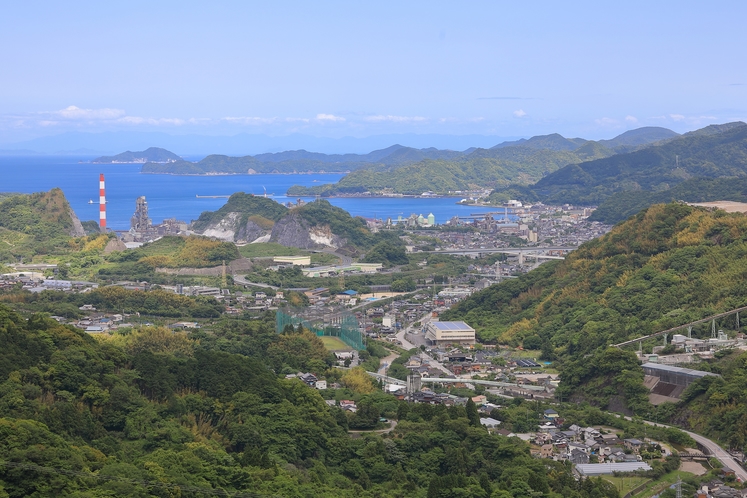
[99,173,107,231]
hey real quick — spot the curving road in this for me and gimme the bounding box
[232,274,279,290]
[348,419,398,435]
[617,415,747,482]
[681,429,747,482]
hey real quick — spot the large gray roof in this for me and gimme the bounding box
[641,362,720,378]
[430,321,474,331]
[576,462,652,475]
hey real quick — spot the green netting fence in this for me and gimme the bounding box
[276,309,365,350]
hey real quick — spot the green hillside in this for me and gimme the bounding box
[288,147,611,196]
[441,203,747,413]
[286,127,678,196]
[191,192,288,232]
[500,121,747,205]
[0,305,621,497]
[590,176,747,223]
[93,147,181,163]
[0,189,86,262]
[141,145,466,175]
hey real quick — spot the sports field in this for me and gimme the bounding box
[320,336,353,351]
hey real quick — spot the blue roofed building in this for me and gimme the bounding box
[425,321,476,346]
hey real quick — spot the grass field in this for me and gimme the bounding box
[238,243,305,258]
[320,336,353,351]
[603,475,650,496]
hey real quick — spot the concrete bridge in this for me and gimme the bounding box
[613,304,747,348]
[426,246,575,264]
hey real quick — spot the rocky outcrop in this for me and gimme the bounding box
[104,238,127,253]
[65,206,86,237]
[194,210,349,250]
[236,218,270,243]
[270,213,345,250]
[201,212,241,241]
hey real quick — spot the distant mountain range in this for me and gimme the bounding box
[140,144,471,175]
[286,126,681,196]
[0,131,519,156]
[493,121,747,215]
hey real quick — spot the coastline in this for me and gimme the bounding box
[139,171,352,176]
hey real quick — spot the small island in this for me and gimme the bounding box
[92,147,181,164]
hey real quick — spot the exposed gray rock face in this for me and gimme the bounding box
[195,211,348,250]
[270,213,345,249]
[201,212,240,241]
[67,207,86,237]
[236,219,269,243]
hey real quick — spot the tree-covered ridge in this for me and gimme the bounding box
[590,176,747,224]
[442,204,747,405]
[141,145,469,175]
[0,188,79,239]
[294,199,375,248]
[286,128,682,196]
[191,193,289,232]
[495,121,747,205]
[677,350,747,448]
[288,145,615,196]
[93,147,181,164]
[0,305,620,497]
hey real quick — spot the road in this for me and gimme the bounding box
[378,352,400,375]
[319,249,352,266]
[682,429,747,481]
[232,274,279,290]
[348,419,398,435]
[617,415,747,482]
[396,310,433,350]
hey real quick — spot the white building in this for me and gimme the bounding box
[425,321,476,346]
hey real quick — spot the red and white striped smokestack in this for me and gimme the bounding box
[99,173,106,231]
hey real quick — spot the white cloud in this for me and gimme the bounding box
[594,117,619,127]
[118,116,186,126]
[222,116,278,125]
[625,115,638,124]
[53,105,126,120]
[316,113,346,122]
[670,114,686,122]
[364,115,427,123]
[513,109,527,118]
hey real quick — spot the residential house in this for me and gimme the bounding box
[569,449,590,465]
[623,438,644,453]
[299,373,318,387]
[340,400,357,412]
[540,444,554,458]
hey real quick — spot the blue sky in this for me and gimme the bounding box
[1,1,746,144]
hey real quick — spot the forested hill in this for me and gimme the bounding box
[93,147,181,164]
[190,192,289,233]
[0,189,86,249]
[495,121,747,206]
[441,203,747,410]
[287,128,677,196]
[0,305,621,497]
[141,144,467,175]
[590,176,747,224]
[190,195,387,251]
[137,126,676,190]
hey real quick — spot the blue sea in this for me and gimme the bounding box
[0,156,511,231]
